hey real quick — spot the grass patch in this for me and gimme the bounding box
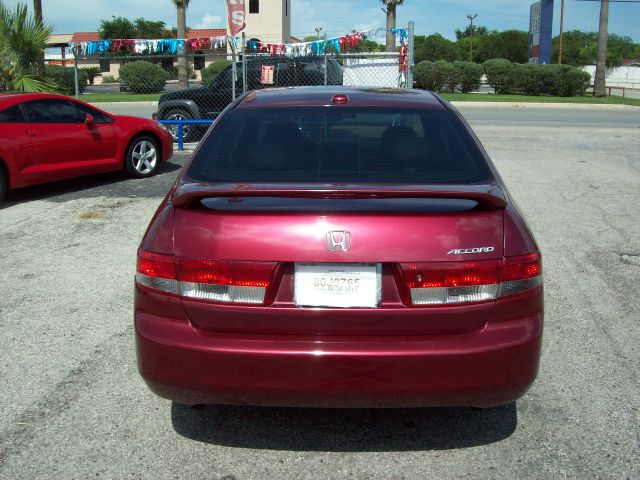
[79,92,161,103]
[441,93,640,107]
[77,210,103,220]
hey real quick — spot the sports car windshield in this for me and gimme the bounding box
[189,107,491,184]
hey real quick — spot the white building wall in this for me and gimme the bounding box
[243,0,291,44]
[583,65,640,89]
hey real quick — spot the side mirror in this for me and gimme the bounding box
[84,113,94,126]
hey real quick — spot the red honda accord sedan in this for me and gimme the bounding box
[0,93,173,201]
[135,87,543,408]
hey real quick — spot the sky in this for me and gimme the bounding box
[5,0,640,42]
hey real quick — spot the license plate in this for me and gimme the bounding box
[294,263,381,308]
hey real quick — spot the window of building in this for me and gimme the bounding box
[99,57,110,73]
[194,51,205,71]
[249,0,259,14]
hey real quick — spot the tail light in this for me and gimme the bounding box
[136,250,277,305]
[399,253,542,306]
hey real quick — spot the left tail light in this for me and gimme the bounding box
[136,250,277,305]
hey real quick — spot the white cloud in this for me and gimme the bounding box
[353,21,383,33]
[197,14,223,29]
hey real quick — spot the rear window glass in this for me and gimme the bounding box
[189,107,491,184]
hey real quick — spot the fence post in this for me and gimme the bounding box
[231,41,237,101]
[73,56,79,99]
[242,33,248,94]
[177,122,184,151]
[323,53,328,86]
[407,21,415,90]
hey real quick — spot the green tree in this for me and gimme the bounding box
[455,24,488,40]
[476,30,529,64]
[99,16,136,39]
[380,0,405,52]
[99,17,168,39]
[134,18,168,39]
[0,1,57,92]
[551,30,638,67]
[551,30,597,66]
[173,0,190,88]
[414,34,457,63]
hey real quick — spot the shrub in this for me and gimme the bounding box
[453,61,483,93]
[44,65,88,94]
[119,61,168,93]
[101,74,118,83]
[201,60,232,84]
[511,63,546,95]
[483,59,514,94]
[81,66,102,85]
[164,64,196,80]
[555,65,591,97]
[434,61,458,93]
[414,61,458,92]
[414,61,437,90]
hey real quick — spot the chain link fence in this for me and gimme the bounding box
[70,24,414,147]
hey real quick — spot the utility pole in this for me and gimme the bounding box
[467,14,478,62]
[34,0,45,78]
[314,27,323,40]
[558,0,565,64]
[594,0,609,97]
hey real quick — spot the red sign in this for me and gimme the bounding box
[261,65,274,84]
[226,0,246,36]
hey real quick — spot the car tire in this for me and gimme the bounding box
[125,135,160,179]
[164,108,196,143]
[0,166,7,203]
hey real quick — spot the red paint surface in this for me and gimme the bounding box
[134,87,543,408]
[0,93,173,190]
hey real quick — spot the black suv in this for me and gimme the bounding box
[158,57,343,142]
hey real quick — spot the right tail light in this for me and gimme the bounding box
[399,252,542,306]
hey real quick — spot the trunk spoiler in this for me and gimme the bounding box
[171,183,508,210]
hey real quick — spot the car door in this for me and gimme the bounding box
[0,103,38,188]
[21,99,118,184]
[205,68,236,118]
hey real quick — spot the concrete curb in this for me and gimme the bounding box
[450,101,639,110]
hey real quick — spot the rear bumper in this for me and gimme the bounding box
[135,306,542,408]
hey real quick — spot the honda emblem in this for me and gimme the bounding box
[325,230,352,252]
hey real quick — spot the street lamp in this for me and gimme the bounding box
[314,27,323,40]
[467,14,478,62]
[558,0,565,63]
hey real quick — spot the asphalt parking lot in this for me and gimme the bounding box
[1,105,639,479]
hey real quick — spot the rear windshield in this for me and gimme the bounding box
[189,107,491,184]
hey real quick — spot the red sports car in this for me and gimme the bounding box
[0,93,173,201]
[135,87,543,409]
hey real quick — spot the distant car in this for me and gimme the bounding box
[135,86,543,409]
[158,57,344,142]
[0,93,173,201]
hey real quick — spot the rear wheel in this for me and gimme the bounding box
[125,136,160,178]
[164,108,196,143]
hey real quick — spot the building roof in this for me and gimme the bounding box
[187,28,227,39]
[48,33,74,45]
[47,29,229,46]
[71,32,101,42]
[622,58,640,67]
